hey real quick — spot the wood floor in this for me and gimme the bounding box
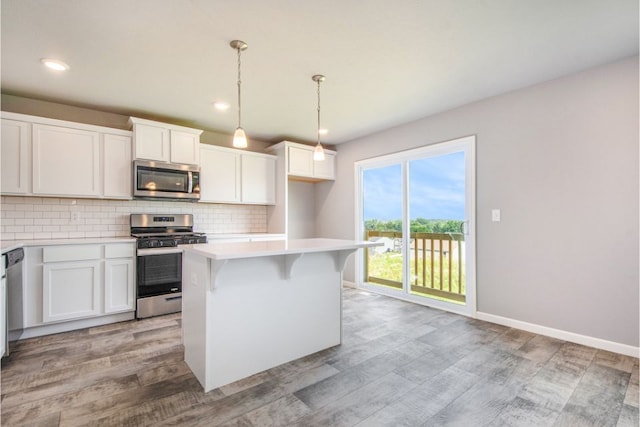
[1,289,638,426]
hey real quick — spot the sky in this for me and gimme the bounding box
[363,151,465,221]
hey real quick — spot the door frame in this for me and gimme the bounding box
[354,135,477,317]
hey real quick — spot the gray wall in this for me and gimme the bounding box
[316,57,639,347]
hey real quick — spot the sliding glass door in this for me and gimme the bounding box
[356,136,475,316]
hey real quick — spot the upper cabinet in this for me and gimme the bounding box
[241,152,276,205]
[267,141,336,182]
[199,144,276,205]
[33,124,101,197]
[1,119,30,194]
[0,112,132,200]
[129,117,202,165]
[102,133,133,199]
[200,144,241,203]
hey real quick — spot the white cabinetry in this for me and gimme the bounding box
[241,153,276,205]
[312,151,336,180]
[200,144,241,203]
[199,144,276,205]
[270,141,336,181]
[170,130,200,165]
[129,117,202,165]
[287,145,314,177]
[132,122,169,162]
[1,119,30,194]
[43,260,101,322]
[32,124,101,197]
[0,256,6,357]
[104,244,135,313]
[102,133,132,199]
[0,112,133,199]
[25,242,135,328]
[264,141,338,237]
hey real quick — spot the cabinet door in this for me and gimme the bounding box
[103,134,132,199]
[313,151,336,180]
[241,154,276,204]
[287,146,313,177]
[0,266,5,357]
[43,260,101,323]
[32,124,100,197]
[1,119,30,194]
[104,258,134,313]
[170,130,200,165]
[199,146,241,203]
[134,123,170,162]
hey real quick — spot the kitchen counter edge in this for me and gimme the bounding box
[182,238,381,261]
[1,237,136,254]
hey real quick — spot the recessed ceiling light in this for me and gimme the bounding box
[41,58,69,71]
[318,128,328,135]
[212,101,230,111]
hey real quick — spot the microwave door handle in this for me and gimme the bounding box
[187,171,193,193]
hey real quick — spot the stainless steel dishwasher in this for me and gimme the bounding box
[4,248,24,357]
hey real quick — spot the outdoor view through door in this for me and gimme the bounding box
[356,135,475,316]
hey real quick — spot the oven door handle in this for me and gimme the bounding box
[137,248,184,256]
[187,171,193,194]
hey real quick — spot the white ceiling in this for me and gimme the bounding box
[1,0,638,145]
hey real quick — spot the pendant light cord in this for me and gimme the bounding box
[316,78,321,145]
[237,46,242,128]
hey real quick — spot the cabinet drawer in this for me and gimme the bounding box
[105,243,135,259]
[43,245,101,263]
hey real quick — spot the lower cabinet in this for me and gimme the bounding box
[43,260,101,323]
[30,243,135,326]
[104,258,135,313]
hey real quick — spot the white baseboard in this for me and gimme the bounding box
[9,311,135,341]
[476,311,639,358]
[342,280,357,289]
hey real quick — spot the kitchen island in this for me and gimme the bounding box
[181,238,379,392]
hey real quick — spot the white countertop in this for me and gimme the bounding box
[204,233,286,240]
[182,238,380,260]
[1,237,136,255]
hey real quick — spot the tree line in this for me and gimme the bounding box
[365,218,463,233]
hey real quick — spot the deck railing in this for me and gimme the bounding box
[365,230,466,303]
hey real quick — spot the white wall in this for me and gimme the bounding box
[287,181,316,239]
[316,57,639,348]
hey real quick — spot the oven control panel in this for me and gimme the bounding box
[137,238,178,249]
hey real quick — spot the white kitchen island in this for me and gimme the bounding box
[181,238,378,392]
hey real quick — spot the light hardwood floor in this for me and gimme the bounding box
[1,289,638,426]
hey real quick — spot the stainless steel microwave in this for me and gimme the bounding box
[133,160,200,201]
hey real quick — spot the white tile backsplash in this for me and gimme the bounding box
[0,196,268,240]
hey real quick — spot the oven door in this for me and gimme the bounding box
[137,250,182,298]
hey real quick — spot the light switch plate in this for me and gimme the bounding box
[491,209,501,222]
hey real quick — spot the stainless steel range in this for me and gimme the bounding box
[131,214,207,319]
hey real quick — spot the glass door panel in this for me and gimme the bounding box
[363,164,404,291]
[408,152,466,305]
[357,135,475,316]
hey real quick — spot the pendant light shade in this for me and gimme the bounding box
[313,141,325,161]
[312,74,326,161]
[233,127,247,149]
[230,40,248,149]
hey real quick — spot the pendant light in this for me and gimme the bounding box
[312,74,326,161]
[230,40,248,148]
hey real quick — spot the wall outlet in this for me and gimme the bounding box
[491,209,501,222]
[71,211,80,223]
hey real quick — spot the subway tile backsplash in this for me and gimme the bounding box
[0,196,267,241]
